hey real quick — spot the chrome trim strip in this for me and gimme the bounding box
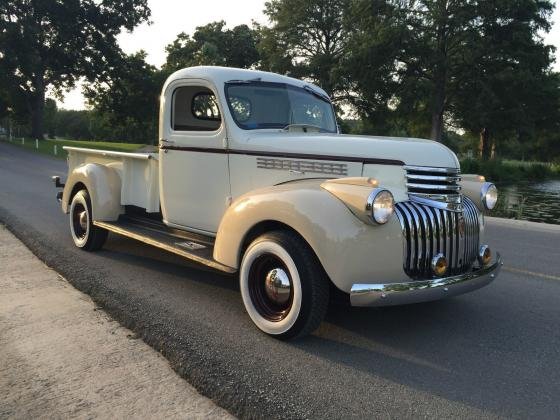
[409,194,463,211]
[409,193,462,203]
[350,254,502,307]
[406,183,462,191]
[405,174,461,183]
[403,165,460,174]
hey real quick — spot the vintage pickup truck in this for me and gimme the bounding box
[54,66,502,339]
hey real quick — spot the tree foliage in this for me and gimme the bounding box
[84,51,163,143]
[164,21,260,71]
[0,0,150,139]
[452,0,557,159]
[260,0,349,99]
[1,0,559,162]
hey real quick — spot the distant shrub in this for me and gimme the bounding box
[459,159,558,182]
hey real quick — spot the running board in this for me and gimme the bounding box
[93,219,236,273]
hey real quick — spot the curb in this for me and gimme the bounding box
[486,216,560,233]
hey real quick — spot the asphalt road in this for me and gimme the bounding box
[1,141,559,419]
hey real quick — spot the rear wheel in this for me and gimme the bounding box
[240,230,329,339]
[69,189,107,251]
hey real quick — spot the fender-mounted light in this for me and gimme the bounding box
[366,189,394,224]
[431,253,448,277]
[481,182,498,210]
[479,245,492,266]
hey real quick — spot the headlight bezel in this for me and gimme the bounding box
[366,188,395,224]
[481,182,498,210]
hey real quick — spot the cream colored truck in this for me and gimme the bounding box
[54,66,502,339]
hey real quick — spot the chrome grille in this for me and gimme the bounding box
[405,165,462,211]
[395,196,480,279]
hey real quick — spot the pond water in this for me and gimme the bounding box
[492,180,560,225]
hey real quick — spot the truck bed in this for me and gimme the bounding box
[64,146,160,213]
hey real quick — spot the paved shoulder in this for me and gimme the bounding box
[0,225,233,419]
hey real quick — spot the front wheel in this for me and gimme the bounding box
[69,189,108,251]
[240,231,329,339]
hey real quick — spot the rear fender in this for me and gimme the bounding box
[61,163,123,221]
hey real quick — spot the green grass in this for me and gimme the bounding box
[0,136,146,158]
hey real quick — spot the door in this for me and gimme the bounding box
[159,79,230,234]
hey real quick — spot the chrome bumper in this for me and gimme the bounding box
[350,254,502,307]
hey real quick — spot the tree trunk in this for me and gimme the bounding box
[430,58,446,142]
[30,74,46,140]
[480,127,492,160]
[430,104,444,142]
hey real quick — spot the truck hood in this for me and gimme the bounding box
[239,132,459,169]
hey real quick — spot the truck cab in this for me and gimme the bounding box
[56,66,502,339]
[158,67,343,234]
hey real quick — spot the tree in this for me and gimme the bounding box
[164,21,259,72]
[260,0,349,100]
[0,0,150,139]
[54,109,93,140]
[84,51,163,143]
[453,0,556,159]
[341,0,406,135]
[389,0,481,142]
[43,98,57,139]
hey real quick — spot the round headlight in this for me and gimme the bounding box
[481,182,498,210]
[367,189,395,224]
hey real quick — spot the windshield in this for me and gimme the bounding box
[225,81,337,132]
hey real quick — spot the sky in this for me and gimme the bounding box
[54,0,560,110]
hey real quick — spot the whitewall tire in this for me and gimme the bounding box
[69,189,108,251]
[240,231,329,339]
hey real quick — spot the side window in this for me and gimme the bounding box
[172,86,221,131]
[192,93,220,121]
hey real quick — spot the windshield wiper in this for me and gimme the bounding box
[282,123,327,133]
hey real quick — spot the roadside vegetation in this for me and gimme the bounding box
[460,159,560,182]
[0,136,146,159]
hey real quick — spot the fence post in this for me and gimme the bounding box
[21,138,24,145]
[54,145,57,155]
[35,139,39,149]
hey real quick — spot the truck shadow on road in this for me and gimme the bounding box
[290,291,553,417]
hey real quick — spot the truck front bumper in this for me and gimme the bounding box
[350,254,502,307]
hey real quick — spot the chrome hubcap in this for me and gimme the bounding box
[79,211,88,230]
[264,268,291,305]
[248,254,294,322]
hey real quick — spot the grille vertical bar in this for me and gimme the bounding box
[395,196,481,279]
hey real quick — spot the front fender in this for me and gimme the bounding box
[214,181,404,293]
[61,163,123,221]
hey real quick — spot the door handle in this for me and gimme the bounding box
[160,138,175,144]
